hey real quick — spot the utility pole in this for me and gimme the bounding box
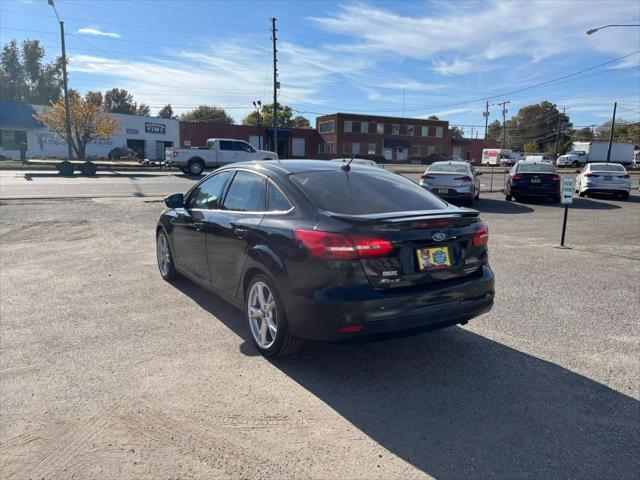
[497,101,509,149]
[482,101,490,149]
[606,102,617,163]
[271,17,278,155]
[49,1,73,160]
[554,107,565,158]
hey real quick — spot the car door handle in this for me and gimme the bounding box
[233,227,249,238]
[193,221,204,230]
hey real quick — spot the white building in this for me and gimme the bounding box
[0,101,179,160]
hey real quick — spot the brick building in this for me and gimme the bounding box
[452,137,498,163]
[315,112,452,162]
[179,122,318,159]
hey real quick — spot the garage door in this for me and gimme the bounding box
[292,137,305,157]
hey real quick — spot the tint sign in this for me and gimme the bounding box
[145,123,166,135]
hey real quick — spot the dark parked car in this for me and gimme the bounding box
[505,161,561,202]
[108,147,137,160]
[156,160,495,356]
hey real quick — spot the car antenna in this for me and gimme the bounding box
[341,154,355,172]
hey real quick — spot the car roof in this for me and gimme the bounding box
[217,159,380,175]
[431,161,468,166]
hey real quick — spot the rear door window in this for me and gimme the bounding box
[219,140,233,151]
[222,171,266,212]
[290,169,447,214]
[187,170,233,209]
[267,180,292,212]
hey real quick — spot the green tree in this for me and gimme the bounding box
[158,104,174,119]
[486,120,502,140]
[572,127,594,140]
[241,103,299,129]
[595,120,639,144]
[0,39,63,103]
[505,101,572,152]
[84,90,103,108]
[180,105,234,124]
[427,115,439,120]
[293,115,311,128]
[103,88,137,114]
[136,102,150,116]
[449,126,463,138]
[523,141,538,154]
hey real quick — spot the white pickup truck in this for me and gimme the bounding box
[165,138,278,175]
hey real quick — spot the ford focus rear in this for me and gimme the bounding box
[156,160,495,357]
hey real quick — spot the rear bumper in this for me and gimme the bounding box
[580,182,631,193]
[281,265,495,341]
[421,185,474,199]
[510,187,559,197]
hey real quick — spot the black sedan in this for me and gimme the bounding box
[505,161,561,202]
[156,160,494,356]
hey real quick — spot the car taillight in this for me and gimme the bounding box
[454,176,472,182]
[551,175,561,181]
[472,223,489,247]
[293,228,393,259]
[421,174,435,179]
[620,174,630,179]
[511,174,523,181]
[584,172,597,177]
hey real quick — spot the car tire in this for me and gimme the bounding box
[571,161,578,168]
[621,192,629,201]
[186,159,205,176]
[79,161,97,176]
[156,230,178,281]
[552,196,561,203]
[246,274,303,357]
[56,160,75,176]
[505,194,512,201]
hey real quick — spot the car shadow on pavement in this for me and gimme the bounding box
[271,327,640,479]
[170,278,258,355]
[474,198,535,214]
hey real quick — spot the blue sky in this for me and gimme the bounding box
[2,0,639,134]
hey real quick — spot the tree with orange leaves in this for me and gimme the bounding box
[35,90,120,159]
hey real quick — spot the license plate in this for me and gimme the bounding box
[417,246,451,271]
[437,188,449,194]
[531,178,541,183]
[604,175,612,181]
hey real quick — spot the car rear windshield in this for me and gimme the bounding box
[428,163,468,173]
[590,164,625,172]
[516,163,556,174]
[290,169,447,214]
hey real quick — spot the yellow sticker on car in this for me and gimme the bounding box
[417,247,451,271]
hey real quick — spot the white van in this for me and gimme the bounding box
[482,149,513,166]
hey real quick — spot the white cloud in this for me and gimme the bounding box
[310,1,640,75]
[433,59,472,76]
[76,27,121,38]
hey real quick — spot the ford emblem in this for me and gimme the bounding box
[432,232,446,242]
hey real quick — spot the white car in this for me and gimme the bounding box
[166,138,278,176]
[419,161,482,206]
[330,158,383,168]
[575,163,632,200]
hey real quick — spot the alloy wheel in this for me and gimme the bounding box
[157,233,171,276]
[247,281,278,349]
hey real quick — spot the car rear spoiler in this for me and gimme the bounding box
[324,208,479,224]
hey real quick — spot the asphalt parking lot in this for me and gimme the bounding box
[1,174,639,478]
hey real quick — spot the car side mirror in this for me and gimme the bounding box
[476,172,483,176]
[164,193,184,208]
[575,169,581,174]
[504,169,510,174]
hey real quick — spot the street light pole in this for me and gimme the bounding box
[586,24,640,35]
[49,0,73,160]
[252,100,262,150]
